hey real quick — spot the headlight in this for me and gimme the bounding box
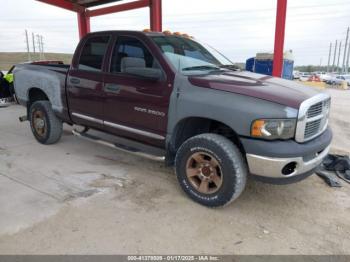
[251,119,296,140]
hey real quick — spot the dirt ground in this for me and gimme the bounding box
[0,88,349,255]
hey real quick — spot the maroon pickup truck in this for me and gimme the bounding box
[13,30,332,207]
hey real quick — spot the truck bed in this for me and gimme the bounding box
[13,63,71,121]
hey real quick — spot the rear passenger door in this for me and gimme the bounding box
[67,35,110,128]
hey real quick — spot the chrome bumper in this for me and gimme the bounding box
[246,145,330,178]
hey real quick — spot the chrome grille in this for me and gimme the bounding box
[324,98,331,111]
[295,94,331,143]
[307,102,323,118]
[304,119,322,139]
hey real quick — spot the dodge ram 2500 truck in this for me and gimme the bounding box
[13,30,332,207]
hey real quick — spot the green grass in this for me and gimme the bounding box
[0,52,73,71]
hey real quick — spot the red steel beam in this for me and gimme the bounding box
[36,0,85,12]
[272,0,287,77]
[78,11,91,39]
[86,0,150,17]
[150,0,162,32]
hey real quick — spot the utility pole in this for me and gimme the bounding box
[36,34,42,60]
[327,42,332,73]
[342,27,349,73]
[332,40,337,73]
[25,30,31,61]
[337,41,342,73]
[40,35,45,59]
[346,41,350,74]
[32,32,36,55]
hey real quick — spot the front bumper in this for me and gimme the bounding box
[240,127,332,183]
[246,145,330,178]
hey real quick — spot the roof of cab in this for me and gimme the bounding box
[83,30,166,37]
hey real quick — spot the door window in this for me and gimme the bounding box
[110,36,158,73]
[78,36,110,72]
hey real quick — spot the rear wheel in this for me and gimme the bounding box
[29,100,63,144]
[175,133,247,207]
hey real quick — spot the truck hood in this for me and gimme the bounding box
[188,71,321,108]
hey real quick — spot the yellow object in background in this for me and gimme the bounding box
[4,73,13,84]
[340,81,349,90]
[298,81,326,89]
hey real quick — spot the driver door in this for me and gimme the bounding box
[103,35,170,145]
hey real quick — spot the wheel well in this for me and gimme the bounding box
[27,88,49,115]
[28,88,49,104]
[167,117,245,165]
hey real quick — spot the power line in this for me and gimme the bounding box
[327,42,332,73]
[332,40,338,72]
[32,32,36,54]
[336,41,342,73]
[36,34,42,60]
[342,27,349,73]
[24,29,31,61]
[346,41,350,74]
[41,35,45,59]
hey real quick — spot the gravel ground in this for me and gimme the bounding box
[0,88,349,255]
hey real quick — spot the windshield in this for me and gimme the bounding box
[151,36,235,75]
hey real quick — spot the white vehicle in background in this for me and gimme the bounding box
[344,75,350,85]
[327,75,350,86]
[317,72,332,82]
[326,75,339,84]
[299,72,311,81]
[293,71,301,80]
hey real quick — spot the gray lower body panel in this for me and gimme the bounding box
[246,145,330,179]
[240,128,332,181]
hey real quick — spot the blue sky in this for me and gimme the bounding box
[0,0,349,65]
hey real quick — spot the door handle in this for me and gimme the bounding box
[70,78,80,85]
[105,84,121,92]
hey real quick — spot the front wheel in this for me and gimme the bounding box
[29,100,63,144]
[175,133,247,207]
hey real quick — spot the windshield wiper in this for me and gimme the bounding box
[182,65,220,71]
[219,64,240,71]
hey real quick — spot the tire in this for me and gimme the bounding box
[29,100,63,144]
[175,133,247,207]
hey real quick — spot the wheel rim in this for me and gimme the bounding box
[32,110,47,138]
[186,151,223,194]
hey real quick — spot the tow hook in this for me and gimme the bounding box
[19,115,28,122]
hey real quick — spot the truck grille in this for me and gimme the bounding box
[295,94,331,143]
[304,119,322,139]
[307,102,323,118]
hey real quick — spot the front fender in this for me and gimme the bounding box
[167,74,298,140]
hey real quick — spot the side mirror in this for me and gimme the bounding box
[124,67,162,81]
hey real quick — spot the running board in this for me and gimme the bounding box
[72,129,166,162]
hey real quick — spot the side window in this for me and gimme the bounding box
[110,36,156,73]
[78,36,110,72]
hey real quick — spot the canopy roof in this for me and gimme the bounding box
[66,0,123,8]
[36,0,287,78]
